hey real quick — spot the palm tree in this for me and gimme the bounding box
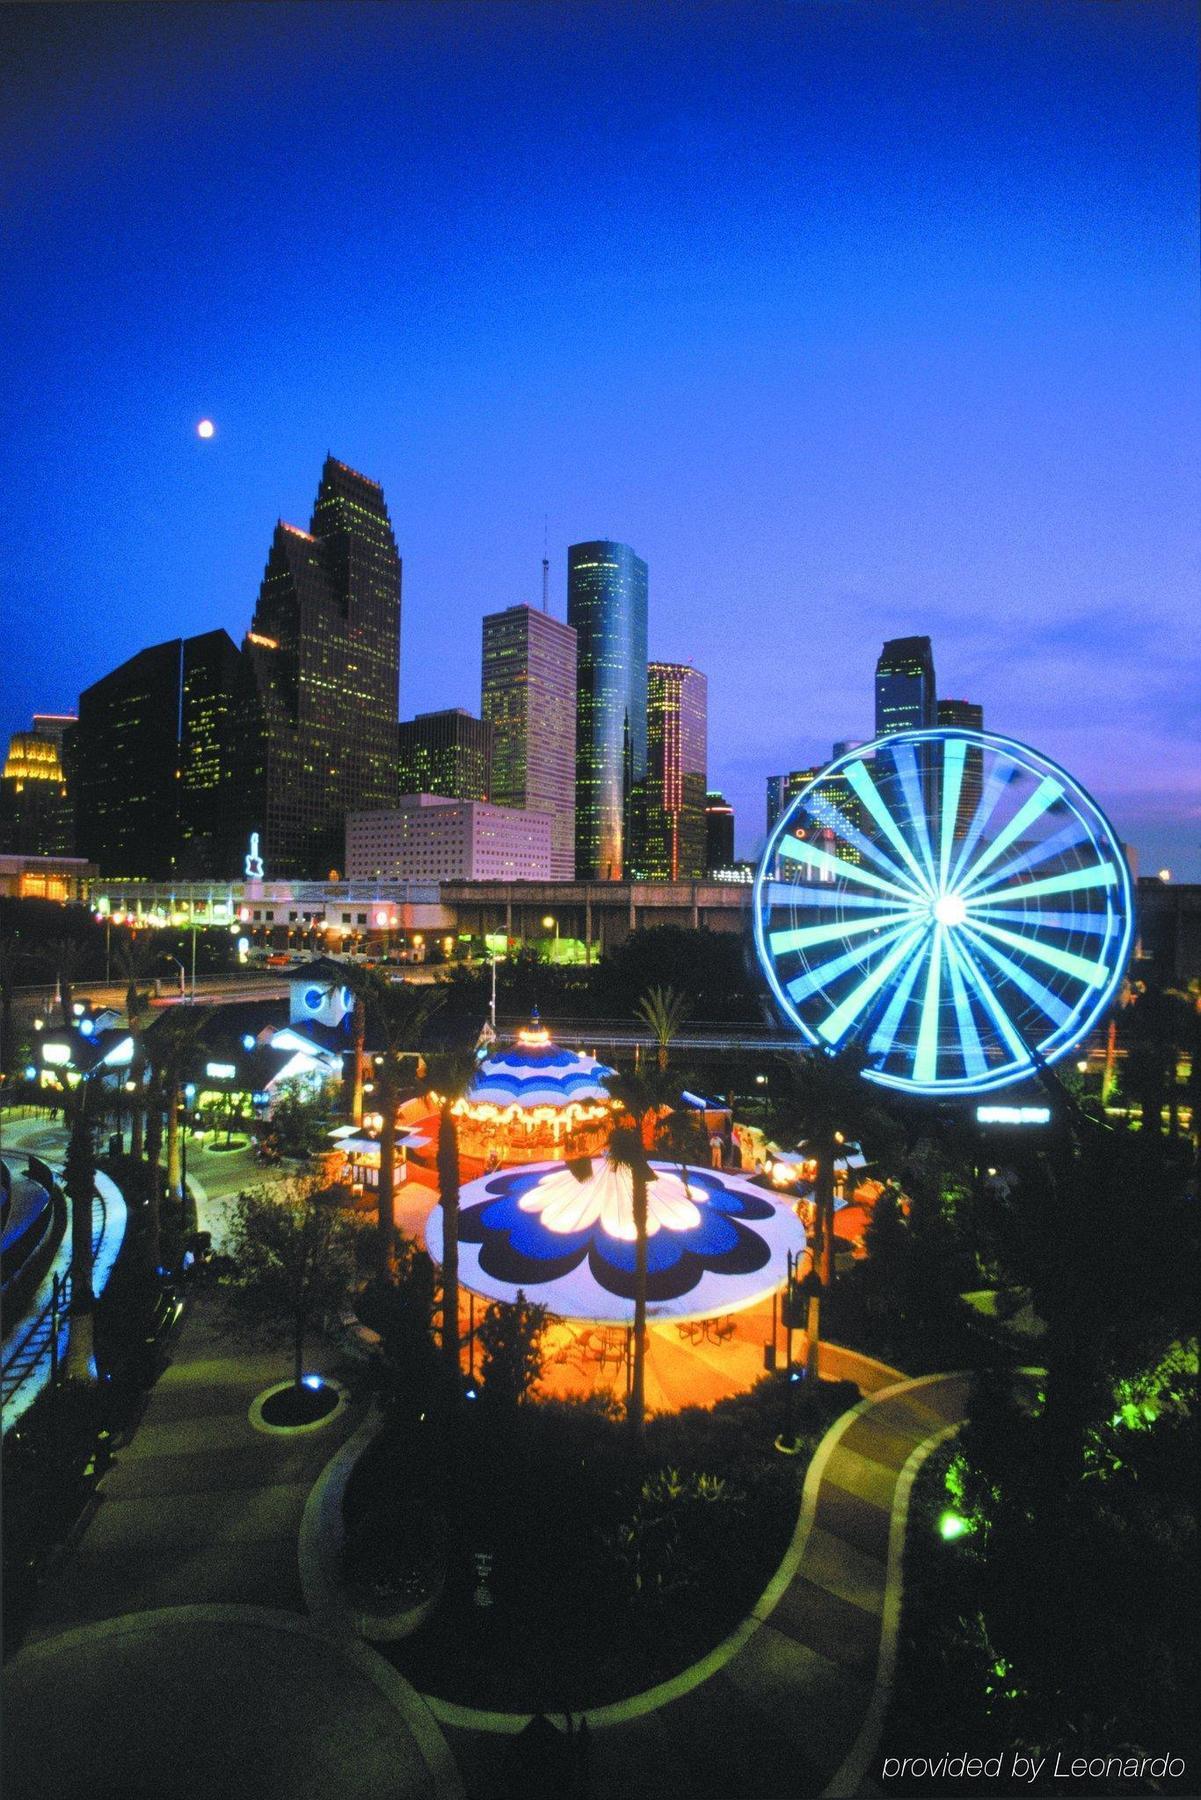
[145,1007,213,1269]
[423,1049,478,1384]
[61,1078,98,1384]
[0,932,21,1081]
[603,1064,676,1440]
[634,983,691,1073]
[337,967,445,1279]
[770,1048,889,1380]
[43,935,88,1030]
[114,932,157,1161]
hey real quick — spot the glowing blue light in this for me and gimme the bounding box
[78,1018,95,1037]
[753,729,1134,1098]
[242,1034,256,1051]
[303,1374,324,1390]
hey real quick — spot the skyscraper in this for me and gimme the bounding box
[397,709,492,802]
[568,540,648,880]
[73,634,261,878]
[937,697,985,839]
[639,662,707,880]
[874,636,937,738]
[0,714,75,857]
[246,456,401,875]
[481,604,577,880]
[704,792,735,873]
[875,635,937,819]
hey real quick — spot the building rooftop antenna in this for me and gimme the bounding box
[542,515,550,613]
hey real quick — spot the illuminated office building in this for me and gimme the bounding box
[639,662,707,880]
[875,636,937,737]
[397,709,492,804]
[246,456,402,876]
[704,792,735,873]
[568,540,648,880]
[481,604,577,880]
[74,633,260,879]
[0,714,75,858]
[936,697,984,838]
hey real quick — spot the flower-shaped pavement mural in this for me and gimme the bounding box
[425,1159,808,1323]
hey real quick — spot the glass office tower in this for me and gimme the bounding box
[246,456,402,875]
[397,708,492,803]
[936,697,984,840]
[874,636,937,738]
[482,604,577,880]
[704,792,735,873]
[640,662,707,880]
[568,540,648,880]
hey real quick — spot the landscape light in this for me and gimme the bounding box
[939,1511,972,1541]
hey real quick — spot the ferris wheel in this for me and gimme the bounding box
[753,729,1134,1096]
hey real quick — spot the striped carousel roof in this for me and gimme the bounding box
[464,1013,614,1112]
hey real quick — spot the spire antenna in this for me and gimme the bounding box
[542,515,549,613]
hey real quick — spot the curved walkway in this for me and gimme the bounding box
[437,1370,972,1800]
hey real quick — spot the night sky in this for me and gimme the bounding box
[2,1,1197,874]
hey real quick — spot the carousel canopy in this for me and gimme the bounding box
[463,1015,614,1115]
[425,1157,807,1324]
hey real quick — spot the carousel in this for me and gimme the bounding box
[449,1013,616,1165]
[426,1154,808,1325]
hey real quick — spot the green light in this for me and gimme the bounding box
[939,1510,972,1541]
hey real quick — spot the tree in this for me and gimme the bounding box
[858,1180,910,1328]
[634,983,691,1072]
[223,1176,360,1389]
[424,1050,478,1385]
[603,1064,676,1439]
[477,1290,550,1407]
[264,1075,334,1161]
[143,1007,213,1270]
[113,932,157,1161]
[43,935,88,1031]
[0,932,21,1080]
[61,1083,97,1383]
[335,967,446,1279]
[769,1048,891,1379]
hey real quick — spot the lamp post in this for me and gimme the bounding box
[542,915,559,962]
[164,956,186,999]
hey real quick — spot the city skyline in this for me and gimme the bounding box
[2,2,1197,876]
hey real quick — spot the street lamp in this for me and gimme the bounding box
[542,915,559,960]
[164,956,186,999]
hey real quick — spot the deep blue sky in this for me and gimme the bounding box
[2,1,1197,873]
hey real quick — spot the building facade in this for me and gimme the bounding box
[246,456,402,876]
[704,792,735,873]
[481,604,577,880]
[874,635,937,738]
[936,698,984,839]
[639,662,707,880]
[346,795,551,883]
[568,540,648,881]
[397,709,492,804]
[0,714,75,857]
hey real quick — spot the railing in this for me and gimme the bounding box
[1,1177,107,1413]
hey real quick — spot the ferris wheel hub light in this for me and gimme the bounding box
[933,893,967,928]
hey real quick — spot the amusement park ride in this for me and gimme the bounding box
[752,727,1134,1118]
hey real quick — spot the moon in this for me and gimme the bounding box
[197,418,215,439]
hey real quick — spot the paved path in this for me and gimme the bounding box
[22,1291,357,1639]
[437,1372,972,1800]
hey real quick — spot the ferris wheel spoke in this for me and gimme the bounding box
[948,758,1017,890]
[955,776,1065,894]
[938,736,968,888]
[867,935,928,1059]
[971,906,1110,935]
[957,814,1090,899]
[816,925,929,1048]
[787,917,919,1005]
[777,834,919,903]
[796,798,925,895]
[943,933,989,1080]
[844,761,935,897]
[766,882,912,913]
[948,933,1037,1069]
[962,915,1109,989]
[893,744,939,888]
[769,907,921,957]
[956,924,1074,1028]
[913,925,946,1084]
[966,862,1118,908]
